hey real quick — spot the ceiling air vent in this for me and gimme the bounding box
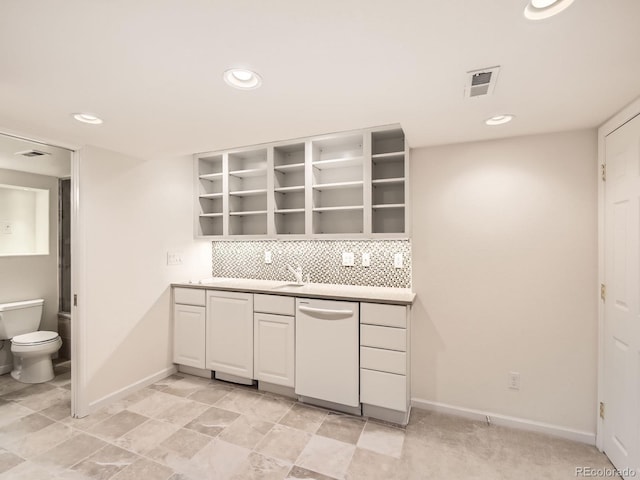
[15,149,51,158]
[465,66,500,98]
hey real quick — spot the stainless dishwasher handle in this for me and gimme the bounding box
[297,305,353,319]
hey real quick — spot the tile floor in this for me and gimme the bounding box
[0,363,618,479]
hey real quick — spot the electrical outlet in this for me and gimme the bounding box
[264,250,272,264]
[342,252,355,266]
[508,372,521,390]
[393,253,403,269]
[1,222,12,235]
[362,252,371,267]
[167,251,183,266]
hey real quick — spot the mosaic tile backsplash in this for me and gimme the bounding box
[212,240,411,288]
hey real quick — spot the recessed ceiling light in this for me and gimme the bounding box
[485,114,515,126]
[524,0,575,20]
[72,113,103,125]
[223,68,262,90]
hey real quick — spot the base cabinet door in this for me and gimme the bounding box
[254,313,294,387]
[206,290,254,379]
[173,304,206,369]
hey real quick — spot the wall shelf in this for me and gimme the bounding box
[194,125,409,238]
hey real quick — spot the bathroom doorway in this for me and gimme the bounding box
[0,131,75,413]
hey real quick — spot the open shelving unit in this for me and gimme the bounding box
[311,134,364,235]
[274,143,306,235]
[371,129,407,234]
[194,125,409,238]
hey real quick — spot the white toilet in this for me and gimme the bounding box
[0,299,62,383]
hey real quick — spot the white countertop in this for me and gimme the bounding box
[172,277,415,305]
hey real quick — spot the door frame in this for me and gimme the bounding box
[0,127,87,417]
[596,95,640,451]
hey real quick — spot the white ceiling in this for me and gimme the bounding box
[0,0,638,159]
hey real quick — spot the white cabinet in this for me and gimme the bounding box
[253,294,295,388]
[173,288,206,369]
[206,290,254,380]
[359,302,411,423]
[194,124,410,239]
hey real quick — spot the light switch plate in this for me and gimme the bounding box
[362,252,371,267]
[264,250,272,264]
[167,251,183,266]
[342,251,355,266]
[393,252,403,269]
[1,222,12,235]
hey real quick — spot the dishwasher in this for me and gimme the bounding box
[295,297,360,408]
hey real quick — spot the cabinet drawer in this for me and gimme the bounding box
[254,294,295,316]
[174,288,206,306]
[360,347,406,375]
[361,303,406,328]
[360,368,407,412]
[360,324,406,351]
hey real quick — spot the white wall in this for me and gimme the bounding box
[77,146,211,408]
[0,169,59,333]
[410,129,598,435]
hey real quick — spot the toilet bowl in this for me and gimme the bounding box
[0,299,62,384]
[10,331,62,383]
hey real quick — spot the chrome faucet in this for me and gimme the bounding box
[286,264,304,284]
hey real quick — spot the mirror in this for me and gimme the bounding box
[0,184,49,255]
[0,133,71,257]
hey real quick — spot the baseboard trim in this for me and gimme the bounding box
[411,398,595,445]
[87,365,177,415]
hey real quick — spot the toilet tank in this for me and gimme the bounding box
[0,299,44,340]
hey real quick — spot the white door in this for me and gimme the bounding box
[173,304,206,369]
[603,112,640,478]
[206,290,254,379]
[254,313,295,387]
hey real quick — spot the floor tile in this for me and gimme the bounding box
[87,410,149,441]
[345,447,403,480]
[159,428,212,460]
[218,414,274,449]
[162,378,209,398]
[0,413,53,447]
[149,374,186,392]
[296,435,356,480]
[286,465,338,480]
[254,424,311,463]
[187,385,233,405]
[214,389,262,414]
[4,421,74,459]
[70,443,139,479]
[34,432,106,471]
[184,406,240,437]
[0,402,34,428]
[229,451,291,480]
[127,391,184,418]
[316,412,366,445]
[154,397,209,426]
[180,438,250,480]
[0,447,24,474]
[18,386,69,412]
[356,421,405,458]
[114,419,180,454]
[278,403,328,434]
[0,459,55,479]
[111,457,174,480]
[0,382,54,402]
[39,395,71,421]
[245,395,294,423]
[61,409,113,431]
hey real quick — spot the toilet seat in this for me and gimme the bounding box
[12,331,59,346]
